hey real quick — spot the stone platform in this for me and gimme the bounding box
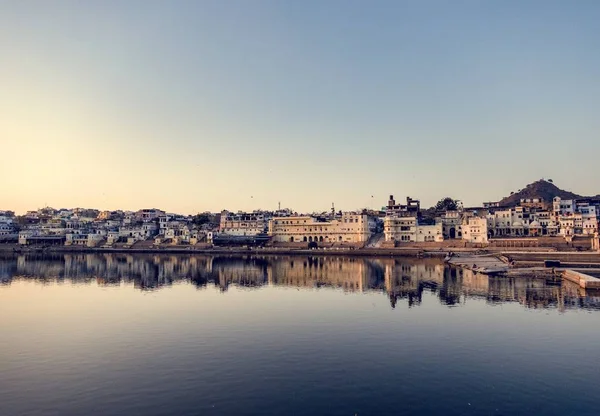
[561,269,600,289]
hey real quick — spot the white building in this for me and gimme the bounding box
[65,227,106,247]
[164,223,191,244]
[553,197,575,218]
[269,212,376,244]
[0,223,14,236]
[0,216,15,236]
[462,216,488,244]
[486,207,529,237]
[383,217,443,243]
[106,231,120,245]
[117,226,148,244]
[583,218,599,235]
[220,211,268,236]
[141,223,159,238]
[18,230,36,244]
[437,211,462,239]
[136,208,165,222]
[552,197,600,236]
[158,215,173,235]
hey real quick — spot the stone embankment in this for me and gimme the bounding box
[1,243,598,263]
[561,269,600,289]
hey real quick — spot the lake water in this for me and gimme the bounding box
[1,253,600,416]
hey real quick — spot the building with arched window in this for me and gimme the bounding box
[268,213,376,244]
[383,216,443,243]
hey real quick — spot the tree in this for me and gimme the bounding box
[434,197,459,212]
[193,213,212,226]
[15,216,29,226]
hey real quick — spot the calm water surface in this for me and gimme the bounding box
[1,253,600,416]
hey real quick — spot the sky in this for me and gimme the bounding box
[1,0,599,215]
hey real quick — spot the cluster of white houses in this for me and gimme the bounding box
[2,192,600,248]
[0,208,212,248]
[217,194,600,246]
[442,196,600,244]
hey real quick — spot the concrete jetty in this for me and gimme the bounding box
[446,253,509,275]
[561,269,600,289]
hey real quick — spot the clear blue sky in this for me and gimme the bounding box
[1,0,599,214]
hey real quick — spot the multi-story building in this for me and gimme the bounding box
[219,211,268,236]
[484,205,561,238]
[383,194,442,243]
[65,231,105,247]
[534,210,558,235]
[269,212,376,244]
[0,223,15,236]
[136,208,165,222]
[552,197,600,236]
[519,198,547,210]
[0,214,15,236]
[583,218,599,235]
[437,211,462,239]
[158,214,173,235]
[486,207,529,237]
[462,216,488,244]
[384,216,417,242]
[383,216,443,243]
[385,195,420,218]
[553,197,576,218]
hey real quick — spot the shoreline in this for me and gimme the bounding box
[0,244,446,258]
[1,244,599,262]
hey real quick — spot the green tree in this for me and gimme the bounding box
[15,216,29,226]
[434,197,459,212]
[193,213,212,226]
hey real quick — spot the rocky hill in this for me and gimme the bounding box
[497,180,583,207]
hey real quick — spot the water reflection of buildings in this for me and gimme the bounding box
[1,253,599,312]
[266,256,385,292]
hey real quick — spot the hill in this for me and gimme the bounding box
[497,180,583,207]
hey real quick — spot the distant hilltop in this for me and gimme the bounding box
[496,179,598,207]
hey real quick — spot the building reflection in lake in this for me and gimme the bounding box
[1,253,599,312]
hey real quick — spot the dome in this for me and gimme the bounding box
[529,220,540,228]
[512,221,523,227]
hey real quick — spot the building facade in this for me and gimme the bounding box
[269,213,376,244]
[219,211,268,236]
[383,217,443,243]
[461,216,488,244]
[385,195,421,217]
